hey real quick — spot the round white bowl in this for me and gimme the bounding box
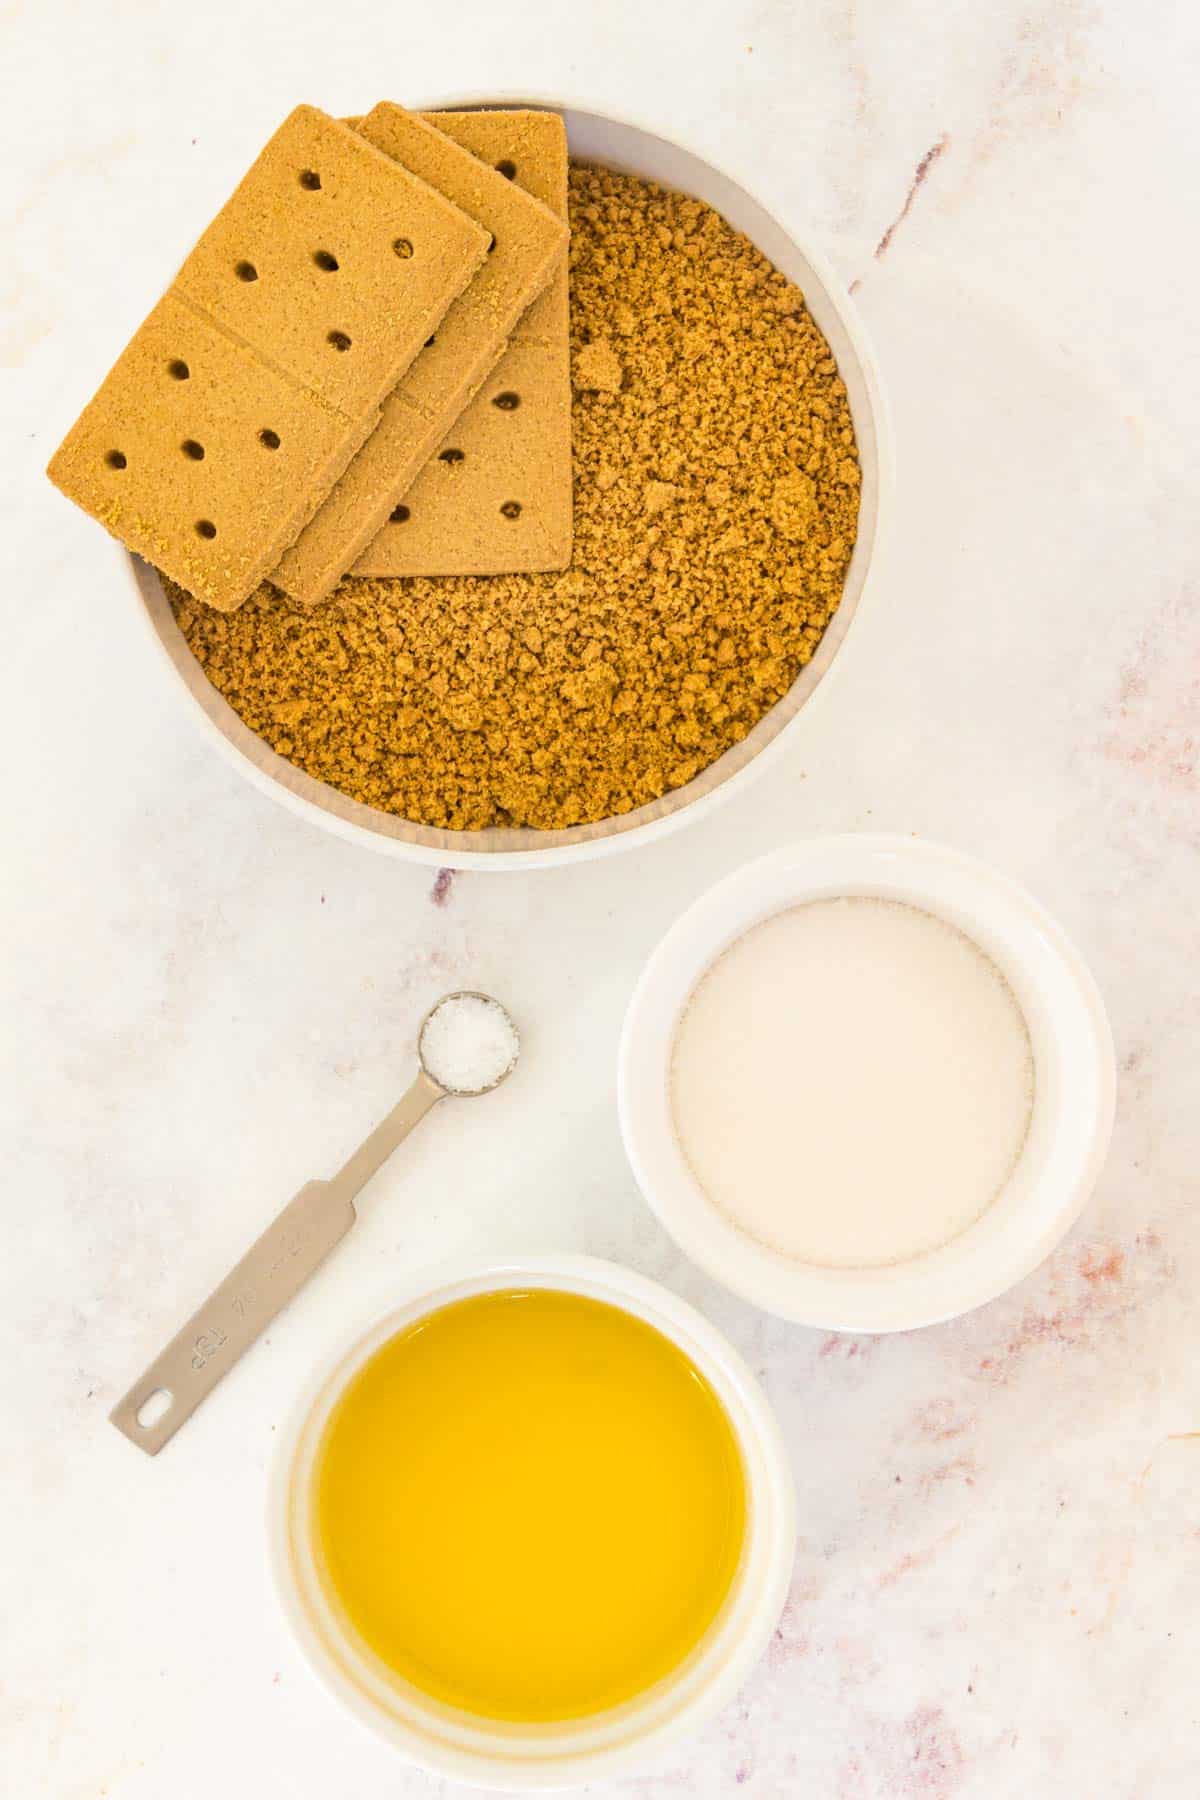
[618,837,1116,1333]
[270,1254,796,1789]
[126,96,889,870]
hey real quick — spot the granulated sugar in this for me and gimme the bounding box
[670,899,1035,1268]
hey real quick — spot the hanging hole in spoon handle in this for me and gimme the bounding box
[107,1176,365,1455]
[108,993,519,1455]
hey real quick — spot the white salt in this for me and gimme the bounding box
[420,994,519,1095]
[670,899,1034,1268]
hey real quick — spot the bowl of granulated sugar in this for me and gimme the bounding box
[618,836,1115,1332]
[124,97,889,869]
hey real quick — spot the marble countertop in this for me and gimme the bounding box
[5,2,1199,1795]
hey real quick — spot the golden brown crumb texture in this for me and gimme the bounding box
[171,165,861,831]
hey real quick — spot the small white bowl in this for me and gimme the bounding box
[124,95,889,870]
[270,1254,796,1789]
[618,837,1116,1333]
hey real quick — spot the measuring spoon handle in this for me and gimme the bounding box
[109,1178,356,1455]
[110,1071,444,1456]
[333,1068,444,1196]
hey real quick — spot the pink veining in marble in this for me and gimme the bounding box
[819,1333,880,1362]
[848,134,949,292]
[838,1704,968,1799]
[1103,583,1200,792]
[913,1397,974,1442]
[878,1527,962,1590]
[975,1231,1173,1380]
[765,1592,812,1673]
[430,867,456,907]
[872,136,950,263]
[916,1454,978,1498]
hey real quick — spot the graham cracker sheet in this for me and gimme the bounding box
[271,102,567,606]
[48,105,490,612]
[352,108,573,579]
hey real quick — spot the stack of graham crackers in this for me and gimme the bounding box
[48,104,572,611]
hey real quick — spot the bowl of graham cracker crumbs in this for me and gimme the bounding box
[126,99,888,867]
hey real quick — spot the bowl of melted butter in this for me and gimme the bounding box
[272,1255,794,1786]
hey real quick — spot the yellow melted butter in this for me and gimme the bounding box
[314,1288,747,1722]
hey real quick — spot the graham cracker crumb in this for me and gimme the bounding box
[573,338,623,393]
[172,165,860,832]
[770,470,821,540]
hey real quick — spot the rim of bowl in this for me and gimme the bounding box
[617,836,1117,1333]
[122,93,893,870]
[269,1253,797,1789]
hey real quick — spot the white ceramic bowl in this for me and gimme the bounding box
[125,95,889,870]
[618,837,1116,1333]
[271,1254,796,1789]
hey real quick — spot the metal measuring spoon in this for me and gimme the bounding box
[110,992,519,1456]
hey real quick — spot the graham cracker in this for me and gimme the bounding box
[352,109,572,579]
[271,102,567,606]
[48,106,490,611]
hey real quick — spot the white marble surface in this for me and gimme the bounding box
[4,2,1200,1795]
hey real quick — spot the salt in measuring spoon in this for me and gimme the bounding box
[110,992,519,1455]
